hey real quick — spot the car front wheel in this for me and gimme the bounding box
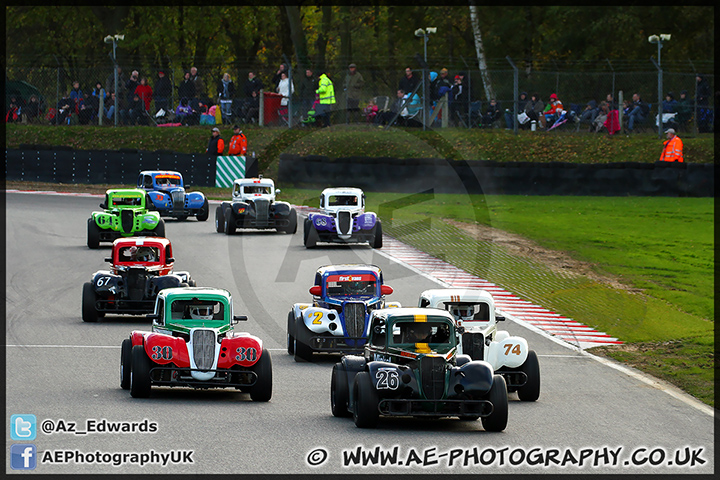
[197,198,209,221]
[120,338,132,390]
[82,282,99,322]
[331,363,351,417]
[130,345,152,398]
[353,371,379,428]
[517,350,540,401]
[249,348,272,402]
[481,375,508,432]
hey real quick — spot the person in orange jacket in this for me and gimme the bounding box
[206,127,225,155]
[227,125,247,156]
[659,128,684,162]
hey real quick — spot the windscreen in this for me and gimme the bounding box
[155,175,182,187]
[118,245,160,263]
[170,299,224,321]
[325,273,377,296]
[328,195,359,207]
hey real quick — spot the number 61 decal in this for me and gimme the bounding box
[503,343,522,355]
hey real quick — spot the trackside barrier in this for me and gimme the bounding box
[215,156,246,187]
[278,154,714,197]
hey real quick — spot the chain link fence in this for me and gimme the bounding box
[5,58,714,136]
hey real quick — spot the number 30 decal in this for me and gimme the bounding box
[503,343,522,355]
[151,345,173,360]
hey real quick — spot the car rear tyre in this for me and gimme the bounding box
[215,206,225,233]
[152,218,166,237]
[130,345,152,398]
[517,350,540,401]
[293,338,313,362]
[304,219,318,248]
[120,338,132,390]
[87,219,100,249]
[197,198,209,221]
[249,348,273,402]
[353,371,379,428]
[225,212,236,235]
[286,311,295,355]
[282,208,297,234]
[331,363,351,417]
[372,220,383,249]
[82,282,99,322]
[481,375,508,432]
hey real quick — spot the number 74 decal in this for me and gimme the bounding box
[504,343,522,355]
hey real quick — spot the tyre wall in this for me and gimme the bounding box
[278,154,714,197]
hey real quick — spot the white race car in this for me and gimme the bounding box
[215,177,297,234]
[418,288,540,401]
[304,187,382,248]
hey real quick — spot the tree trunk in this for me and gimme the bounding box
[469,2,495,101]
[314,5,332,72]
[285,6,310,70]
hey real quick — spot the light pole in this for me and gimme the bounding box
[648,34,670,139]
[415,27,436,130]
[104,34,125,126]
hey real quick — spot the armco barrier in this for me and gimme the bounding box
[278,154,713,197]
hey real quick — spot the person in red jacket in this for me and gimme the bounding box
[227,125,247,156]
[659,128,684,162]
[134,77,153,113]
[206,127,225,155]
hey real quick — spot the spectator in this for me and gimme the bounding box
[524,93,545,128]
[591,101,609,133]
[227,124,248,156]
[363,98,378,123]
[625,92,649,133]
[240,89,260,124]
[605,93,617,110]
[134,77,153,113]
[659,128,683,162]
[69,81,84,117]
[401,91,422,127]
[297,68,316,117]
[695,74,712,133]
[6,96,20,123]
[206,127,225,155]
[80,91,98,125]
[175,97,198,126]
[125,70,140,107]
[105,92,122,123]
[449,75,468,126]
[217,72,236,124]
[481,99,502,127]
[244,71,264,98]
[276,71,294,107]
[505,91,529,129]
[178,72,195,103]
[675,90,692,131]
[154,71,173,115]
[662,92,677,113]
[105,66,127,101]
[578,100,599,127]
[190,66,206,102]
[272,63,288,90]
[399,67,419,96]
[128,93,148,125]
[434,68,453,100]
[343,63,364,121]
[25,95,42,123]
[315,69,335,127]
[375,89,407,127]
[543,93,565,128]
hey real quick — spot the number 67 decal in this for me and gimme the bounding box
[504,343,522,355]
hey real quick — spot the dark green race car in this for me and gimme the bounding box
[87,188,165,249]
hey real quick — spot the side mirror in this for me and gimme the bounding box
[146,313,159,319]
[104,257,112,263]
[99,203,107,209]
[380,285,393,295]
[309,285,322,296]
[167,257,175,263]
[457,325,466,335]
[496,315,505,322]
[232,315,248,325]
[276,188,281,194]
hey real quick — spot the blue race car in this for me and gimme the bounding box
[287,264,400,362]
[138,170,209,221]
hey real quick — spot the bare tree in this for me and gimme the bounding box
[468,1,495,100]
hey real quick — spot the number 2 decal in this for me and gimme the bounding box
[311,311,323,324]
[503,343,522,355]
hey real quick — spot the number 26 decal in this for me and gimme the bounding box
[376,369,400,390]
[503,343,522,355]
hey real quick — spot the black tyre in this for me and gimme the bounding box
[120,338,132,390]
[517,350,540,401]
[82,282,99,322]
[286,311,295,355]
[353,371,379,428]
[197,198,209,221]
[481,375,508,432]
[249,348,273,402]
[152,218,166,237]
[304,219,318,248]
[188,279,197,287]
[215,206,225,233]
[293,336,313,362]
[372,220,383,248]
[282,208,297,234]
[87,218,100,249]
[331,362,351,417]
[225,211,236,235]
[176,215,188,222]
[130,345,152,398]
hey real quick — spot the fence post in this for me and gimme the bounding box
[618,90,624,132]
[651,57,663,139]
[259,89,264,127]
[506,56,518,135]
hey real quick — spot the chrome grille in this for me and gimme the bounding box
[121,209,134,233]
[192,330,216,371]
[420,356,446,400]
[343,302,366,338]
[338,211,351,235]
[126,268,149,301]
[171,191,186,214]
[254,199,269,227]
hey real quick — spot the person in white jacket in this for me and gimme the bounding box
[276,72,294,107]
